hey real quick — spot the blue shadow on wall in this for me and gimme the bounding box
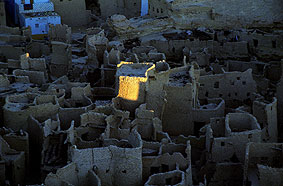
[141,0,148,16]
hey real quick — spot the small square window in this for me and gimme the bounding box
[221,142,225,146]
[272,41,276,48]
[214,81,219,88]
[24,3,33,10]
[35,24,39,28]
[205,92,209,97]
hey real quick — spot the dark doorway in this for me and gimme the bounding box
[194,121,206,137]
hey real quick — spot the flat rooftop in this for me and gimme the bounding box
[116,63,154,77]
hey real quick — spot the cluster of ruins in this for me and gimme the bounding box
[0,0,283,185]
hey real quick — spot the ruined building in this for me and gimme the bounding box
[0,0,283,186]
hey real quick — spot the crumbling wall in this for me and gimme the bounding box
[86,29,108,66]
[19,54,47,72]
[50,41,72,78]
[50,0,91,26]
[45,162,102,186]
[202,0,283,28]
[59,97,95,129]
[70,130,143,186]
[145,62,170,118]
[0,26,22,35]
[2,130,29,170]
[0,136,25,185]
[173,135,205,165]
[4,93,60,131]
[199,69,256,103]
[210,113,262,163]
[162,65,198,136]
[48,24,71,44]
[13,69,46,85]
[162,83,194,136]
[78,111,108,140]
[148,0,283,29]
[132,104,162,140]
[143,37,250,62]
[27,113,64,181]
[107,15,174,40]
[0,33,27,43]
[235,31,283,61]
[0,45,25,60]
[99,0,141,19]
[244,143,283,186]
[25,41,50,58]
[145,170,186,186]
[142,138,192,185]
[192,98,225,136]
[253,97,278,142]
[45,163,79,186]
[225,113,261,134]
